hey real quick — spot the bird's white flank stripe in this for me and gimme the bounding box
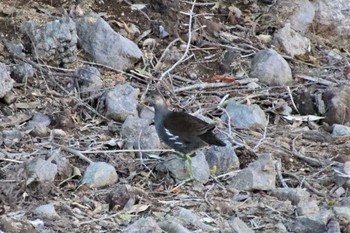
[174,141,183,145]
[165,128,174,137]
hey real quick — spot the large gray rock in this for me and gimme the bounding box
[105,84,139,121]
[160,151,210,183]
[222,101,267,129]
[273,0,315,34]
[21,16,77,65]
[229,154,276,191]
[273,23,309,57]
[121,115,161,154]
[250,49,292,86]
[205,141,239,174]
[75,13,142,70]
[313,0,350,50]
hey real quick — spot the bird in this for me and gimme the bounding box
[145,92,226,177]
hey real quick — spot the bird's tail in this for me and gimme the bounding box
[200,132,226,147]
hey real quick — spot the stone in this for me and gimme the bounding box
[332,124,350,136]
[0,62,14,98]
[229,154,276,191]
[159,220,191,233]
[33,203,60,219]
[81,162,118,188]
[271,188,310,205]
[296,200,320,216]
[205,141,239,174]
[273,23,310,57]
[75,13,142,70]
[26,158,58,184]
[334,207,350,222]
[174,207,217,232]
[292,209,333,233]
[160,151,210,183]
[222,100,267,129]
[105,84,139,121]
[21,16,77,65]
[250,48,292,86]
[11,63,35,83]
[312,0,350,50]
[76,66,103,96]
[124,217,162,233]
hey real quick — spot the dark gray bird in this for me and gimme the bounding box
[145,92,226,155]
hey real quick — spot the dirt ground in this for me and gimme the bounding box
[1,0,350,232]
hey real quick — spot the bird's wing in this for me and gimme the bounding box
[163,112,214,141]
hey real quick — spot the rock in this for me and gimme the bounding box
[334,207,350,222]
[222,100,267,129]
[3,40,25,57]
[229,217,254,233]
[250,49,292,86]
[0,62,14,98]
[105,84,139,121]
[26,158,58,184]
[326,219,341,233]
[76,65,103,96]
[292,209,333,233]
[160,151,210,183]
[27,113,51,137]
[312,0,350,50]
[107,185,132,211]
[159,220,192,233]
[2,129,23,146]
[21,16,77,65]
[30,124,49,137]
[121,115,161,154]
[296,200,319,216]
[332,124,350,136]
[205,142,239,174]
[2,91,16,105]
[11,63,35,83]
[334,162,350,187]
[28,112,51,127]
[323,85,350,125]
[137,125,162,153]
[51,150,73,178]
[174,207,217,232]
[81,162,118,188]
[1,215,36,233]
[275,222,288,233]
[228,154,276,191]
[33,203,60,219]
[121,116,148,139]
[124,217,162,233]
[139,105,155,124]
[273,23,309,57]
[75,13,142,70]
[273,0,315,34]
[271,188,310,205]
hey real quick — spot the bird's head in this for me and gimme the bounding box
[142,91,167,108]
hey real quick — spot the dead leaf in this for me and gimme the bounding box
[128,204,149,214]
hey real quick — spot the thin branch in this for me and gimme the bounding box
[160,0,197,80]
